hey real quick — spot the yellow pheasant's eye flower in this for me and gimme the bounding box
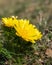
[2,16,18,27]
[14,19,42,43]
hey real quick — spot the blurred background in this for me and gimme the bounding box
[0,0,52,24]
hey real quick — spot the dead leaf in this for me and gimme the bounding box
[39,58,43,63]
[45,48,52,57]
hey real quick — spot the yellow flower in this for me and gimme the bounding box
[2,16,42,43]
[14,19,42,43]
[2,16,18,27]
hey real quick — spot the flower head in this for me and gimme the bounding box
[2,16,18,27]
[2,16,42,43]
[14,19,42,43]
